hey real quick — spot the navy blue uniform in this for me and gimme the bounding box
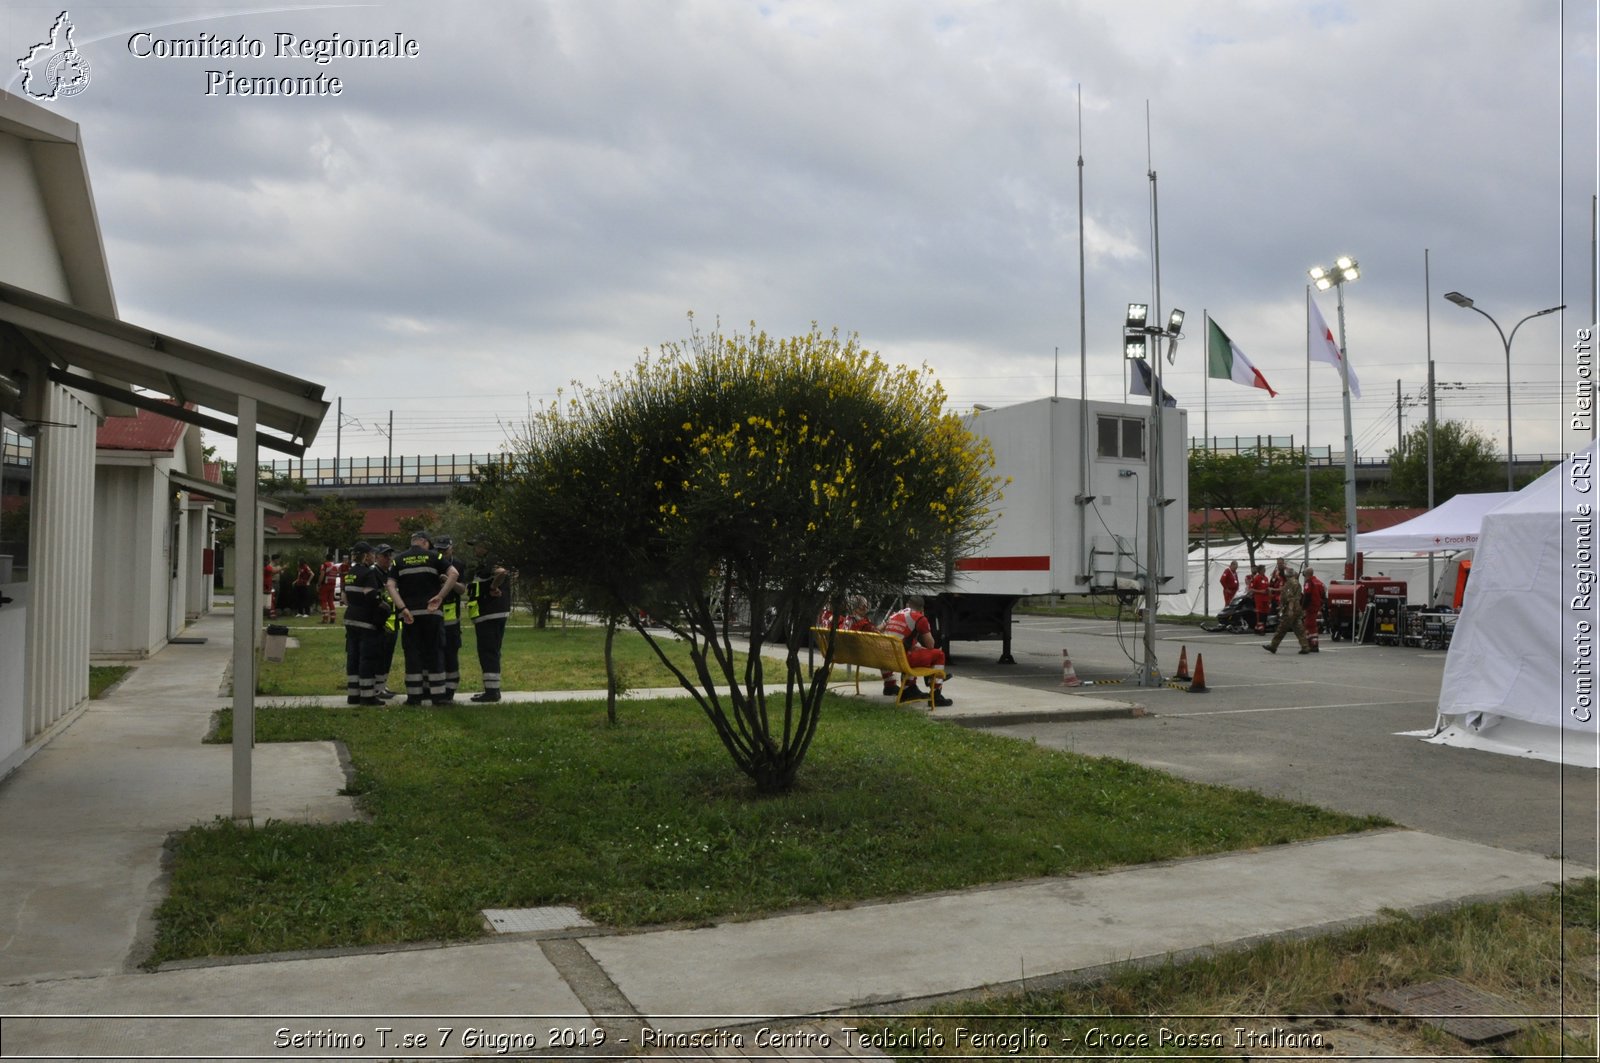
[388,543,449,704]
[467,553,512,701]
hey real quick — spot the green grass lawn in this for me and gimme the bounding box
[884,882,1597,1059]
[89,665,131,699]
[153,694,1387,964]
[255,618,717,696]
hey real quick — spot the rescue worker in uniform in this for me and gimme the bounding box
[436,536,466,703]
[1249,564,1271,634]
[340,542,387,704]
[882,594,952,706]
[466,540,513,702]
[1302,565,1327,652]
[386,530,457,705]
[1219,560,1239,607]
[1264,566,1312,655]
[318,552,342,624]
[371,544,399,699]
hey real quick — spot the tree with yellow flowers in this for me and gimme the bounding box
[497,321,1002,793]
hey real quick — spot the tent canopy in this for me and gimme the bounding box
[1355,491,1517,553]
[1433,442,1599,767]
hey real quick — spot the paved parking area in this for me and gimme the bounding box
[954,613,1600,870]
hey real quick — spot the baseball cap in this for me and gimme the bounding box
[375,543,394,556]
[352,540,373,554]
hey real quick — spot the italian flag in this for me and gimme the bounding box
[1207,318,1276,397]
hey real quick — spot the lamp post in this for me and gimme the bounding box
[1441,292,1565,490]
[1309,256,1360,576]
[1124,303,1184,687]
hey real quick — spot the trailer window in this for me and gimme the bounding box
[1097,415,1145,461]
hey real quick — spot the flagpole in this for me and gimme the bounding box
[1203,309,1211,618]
[1425,248,1436,604]
[1304,287,1312,566]
[1076,84,1091,593]
[1139,102,1162,686]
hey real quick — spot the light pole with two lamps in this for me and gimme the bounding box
[1124,302,1184,687]
[1308,256,1360,577]
[1440,292,1565,490]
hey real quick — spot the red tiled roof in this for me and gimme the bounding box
[266,506,431,539]
[97,404,190,453]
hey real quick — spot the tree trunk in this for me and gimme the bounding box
[604,615,619,725]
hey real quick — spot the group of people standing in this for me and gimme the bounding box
[341,530,513,706]
[260,555,348,623]
[1220,556,1326,654]
[819,594,953,706]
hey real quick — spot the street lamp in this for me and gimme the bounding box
[1441,292,1565,490]
[1124,302,1184,687]
[1308,256,1360,577]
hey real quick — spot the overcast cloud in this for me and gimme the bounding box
[5,1,1595,466]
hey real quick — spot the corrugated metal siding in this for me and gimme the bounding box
[91,464,156,655]
[26,383,94,739]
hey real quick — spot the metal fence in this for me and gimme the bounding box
[265,453,511,486]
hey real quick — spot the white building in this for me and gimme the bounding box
[93,405,215,657]
[0,92,327,781]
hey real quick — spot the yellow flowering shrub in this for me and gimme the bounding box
[498,321,1001,792]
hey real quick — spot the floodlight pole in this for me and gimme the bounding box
[1310,258,1361,577]
[1124,310,1181,689]
[1333,282,1358,577]
[1442,292,1566,490]
[1144,336,1161,687]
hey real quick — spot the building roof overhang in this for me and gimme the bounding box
[0,280,327,455]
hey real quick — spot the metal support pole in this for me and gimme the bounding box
[1335,285,1358,577]
[232,396,258,823]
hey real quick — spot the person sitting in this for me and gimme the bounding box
[882,594,951,707]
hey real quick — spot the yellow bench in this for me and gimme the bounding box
[811,626,946,708]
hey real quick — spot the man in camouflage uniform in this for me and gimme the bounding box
[1264,565,1311,655]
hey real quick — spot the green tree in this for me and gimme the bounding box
[1189,448,1342,570]
[497,321,1002,792]
[290,495,367,557]
[395,510,438,543]
[1385,420,1502,506]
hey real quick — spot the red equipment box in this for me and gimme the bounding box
[1326,576,1407,641]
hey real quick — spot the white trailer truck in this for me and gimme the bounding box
[928,395,1189,662]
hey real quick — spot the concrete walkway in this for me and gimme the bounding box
[0,614,1565,1060]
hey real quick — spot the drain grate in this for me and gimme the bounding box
[1368,977,1527,1043]
[482,906,594,933]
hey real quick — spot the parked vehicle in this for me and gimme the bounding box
[927,396,1189,661]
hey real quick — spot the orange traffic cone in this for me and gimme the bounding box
[1187,653,1208,693]
[1175,645,1191,682]
[1061,649,1082,688]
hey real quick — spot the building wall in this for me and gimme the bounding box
[0,133,73,301]
[22,383,96,746]
[0,122,102,775]
[91,462,164,657]
[184,503,212,619]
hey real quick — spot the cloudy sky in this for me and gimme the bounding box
[5,1,1596,469]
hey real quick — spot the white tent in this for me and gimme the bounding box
[1174,539,1455,617]
[1431,443,1600,768]
[1355,492,1517,553]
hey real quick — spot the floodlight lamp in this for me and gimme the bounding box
[1125,303,1149,328]
[1124,336,1149,360]
[1341,264,1360,282]
[1166,308,1185,334]
[1314,275,1334,291]
[1443,291,1474,308]
[1308,265,1328,282]
[1334,255,1355,271]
